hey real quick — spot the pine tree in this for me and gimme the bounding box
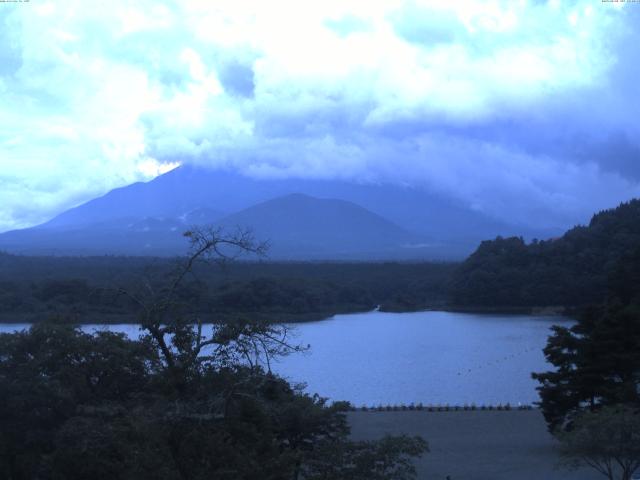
[532,247,640,431]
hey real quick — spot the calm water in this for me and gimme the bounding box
[0,310,570,406]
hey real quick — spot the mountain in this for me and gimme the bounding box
[0,165,556,258]
[0,193,433,259]
[215,193,427,259]
[449,199,640,307]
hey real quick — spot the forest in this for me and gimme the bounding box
[0,253,454,324]
[449,199,640,308]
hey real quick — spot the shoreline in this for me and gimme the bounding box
[0,304,576,325]
[0,308,370,325]
[381,304,576,316]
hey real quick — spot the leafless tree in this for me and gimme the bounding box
[118,226,304,381]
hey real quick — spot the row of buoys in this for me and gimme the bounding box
[354,403,536,412]
[456,346,539,376]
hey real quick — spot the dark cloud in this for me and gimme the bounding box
[219,61,255,98]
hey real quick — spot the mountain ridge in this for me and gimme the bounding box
[1,165,560,259]
[0,192,439,259]
[215,193,426,259]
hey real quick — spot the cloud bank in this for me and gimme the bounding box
[0,0,639,232]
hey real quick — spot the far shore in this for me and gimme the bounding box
[0,309,364,325]
[381,304,576,316]
[0,304,576,325]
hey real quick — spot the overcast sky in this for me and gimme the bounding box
[1,0,639,233]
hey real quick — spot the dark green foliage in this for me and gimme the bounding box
[0,323,427,479]
[557,405,640,480]
[34,279,92,304]
[0,256,455,323]
[451,199,640,307]
[533,303,640,431]
[302,435,428,480]
[0,324,157,480]
[532,247,640,431]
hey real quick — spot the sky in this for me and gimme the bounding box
[0,0,639,233]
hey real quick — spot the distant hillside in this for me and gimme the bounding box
[0,207,224,256]
[216,193,425,259]
[449,199,640,307]
[0,193,438,259]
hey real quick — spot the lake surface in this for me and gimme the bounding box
[0,310,570,406]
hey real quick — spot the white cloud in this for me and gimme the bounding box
[137,159,181,177]
[0,0,637,232]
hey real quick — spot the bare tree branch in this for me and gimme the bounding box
[114,226,303,380]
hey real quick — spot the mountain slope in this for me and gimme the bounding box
[215,193,425,259]
[0,207,224,256]
[0,193,435,259]
[449,199,640,307]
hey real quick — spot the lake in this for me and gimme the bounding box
[0,310,570,406]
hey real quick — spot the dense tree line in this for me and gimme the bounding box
[0,254,454,323]
[450,199,640,308]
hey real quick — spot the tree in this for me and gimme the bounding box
[0,227,428,479]
[450,199,640,308]
[0,324,157,480]
[302,434,428,480]
[557,405,640,480]
[531,304,640,431]
[532,245,640,431]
